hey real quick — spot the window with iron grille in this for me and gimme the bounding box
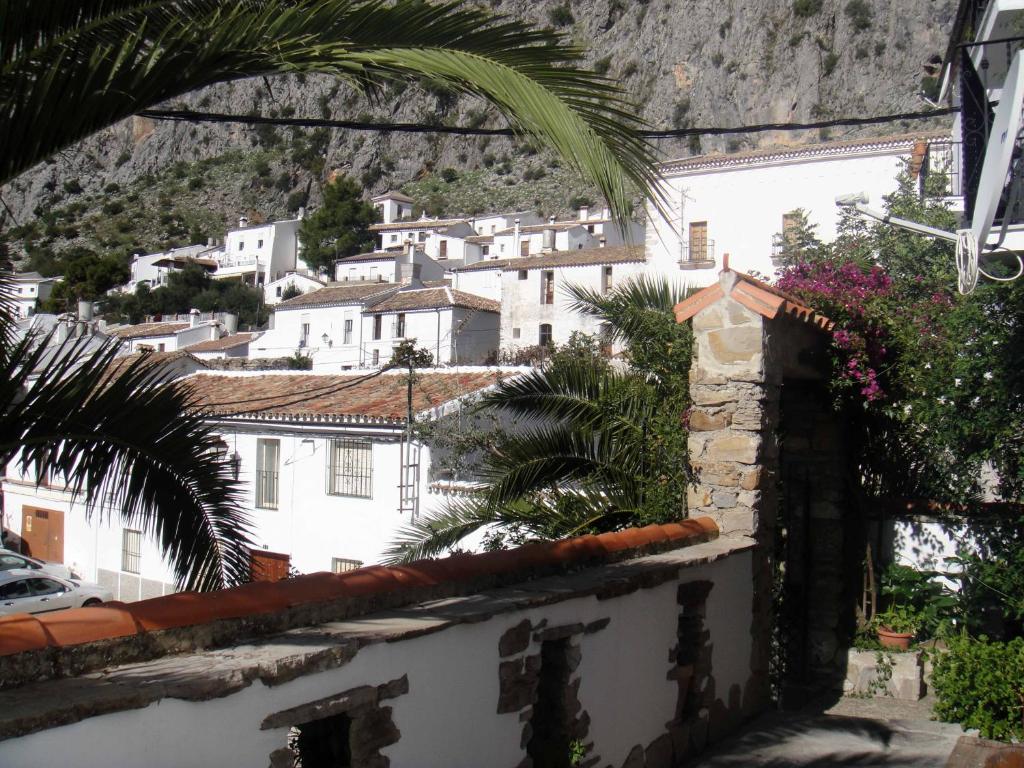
[539,323,553,346]
[256,438,280,509]
[541,271,555,304]
[327,438,373,498]
[331,557,364,573]
[122,529,141,574]
[343,318,353,345]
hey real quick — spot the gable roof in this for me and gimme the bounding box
[370,217,468,233]
[185,333,257,353]
[453,245,644,273]
[335,251,397,264]
[660,130,950,175]
[183,370,505,423]
[365,287,500,314]
[275,282,396,310]
[371,191,415,203]
[674,269,833,331]
[109,321,190,339]
[493,219,604,236]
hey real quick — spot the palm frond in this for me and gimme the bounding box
[0,0,667,221]
[0,335,254,590]
[564,275,694,346]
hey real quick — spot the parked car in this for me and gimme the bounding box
[0,548,80,581]
[0,570,112,616]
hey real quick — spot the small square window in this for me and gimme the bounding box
[518,270,528,280]
[257,239,264,248]
[513,327,521,339]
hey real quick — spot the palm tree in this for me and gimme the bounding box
[0,1,668,589]
[384,276,694,563]
[0,0,665,218]
[0,276,252,590]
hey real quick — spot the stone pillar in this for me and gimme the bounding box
[685,274,780,544]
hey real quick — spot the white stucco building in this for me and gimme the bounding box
[212,216,306,286]
[108,310,236,353]
[453,245,645,353]
[0,369,510,599]
[645,132,949,285]
[333,247,446,285]
[263,273,325,306]
[124,244,216,293]
[8,272,60,318]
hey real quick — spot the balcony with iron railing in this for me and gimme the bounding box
[678,239,716,270]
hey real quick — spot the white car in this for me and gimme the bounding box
[0,549,80,581]
[0,570,112,616]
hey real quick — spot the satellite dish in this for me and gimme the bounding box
[971,49,1024,251]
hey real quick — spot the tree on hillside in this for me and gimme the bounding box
[42,247,129,310]
[299,176,378,273]
[0,0,664,589]
[385,277,693,563]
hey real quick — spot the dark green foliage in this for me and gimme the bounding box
[879,564,957,637]
[287,351,313,370]
[793,0,823,18]
[386,277,694,562]
[440,167,459,183]
[845,0,873,31]
[672,98,690,129]
[522,167,546,181]
[298,175,378,271]
[104,263,265,327]
[281,284,303,301]
[548,3,574,27]
[42,247,129,306]
[921,75,940,101]
[593,56,612,75]
[932,635,1024,741]
[62,179,83,195]
[823,51,840,76]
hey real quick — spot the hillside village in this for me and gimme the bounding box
[3,1,1024,767]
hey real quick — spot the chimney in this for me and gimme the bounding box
[189,308,201,328]
[542,216,556,253]
[207,237,214,246]
[398,240,423,288]
[578,204,589,221]
[55,315,72,344]
[77,300,94,322]
[238,214,249,228]
[513,218,521,256]
[598,236,607,248]
[223,313,238,335]
[297,205,306,220]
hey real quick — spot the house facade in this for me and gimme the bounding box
[453,245,646,352]
[645,133,949,285]
[8,272,60,318]
[212,216,305,286]
[263,273,325,306]
[0,369,508,600]
[108,310,229,352]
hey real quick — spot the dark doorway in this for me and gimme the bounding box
[527,639,575,768]
[289,713,352,768]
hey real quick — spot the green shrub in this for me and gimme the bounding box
[845,0,873,32]
[793,0,823,18]
[823,51,840,76]
[548,4,573,27]
[287,352,313,370]
[932,634,1024,741]
[62,179,83,195]
[593,55,612,75]
[440,167,459,183]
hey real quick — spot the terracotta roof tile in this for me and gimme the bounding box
[335,251,396,264]
[102,349,208,381]
[366,287,499,314]
[185,333,257,353]
[0,517,719,659]
[464,235,494,244]
[674,269,833,331]
[182,371,504,422]
[109,321,189,339]
[661,130,950,174]
[275,282,396,310]
[370,217,468,232]
[453,245,644,273]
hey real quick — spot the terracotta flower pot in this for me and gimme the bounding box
[877,627,914,650]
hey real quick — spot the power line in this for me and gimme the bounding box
[139,106,959,140]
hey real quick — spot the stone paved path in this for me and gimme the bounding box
[690,695,967,767]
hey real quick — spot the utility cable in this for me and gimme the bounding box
[138,106,959,140]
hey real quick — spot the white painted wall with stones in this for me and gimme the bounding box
[0,545,755,768]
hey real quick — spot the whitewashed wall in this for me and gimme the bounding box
[645,147,917,286]
[0,546,754,768]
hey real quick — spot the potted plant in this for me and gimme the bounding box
[874,606,919,650]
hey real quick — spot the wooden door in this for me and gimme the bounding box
[250,549,290,582]
[20,507,64,562]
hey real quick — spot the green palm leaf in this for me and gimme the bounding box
[0,328,254,591]
[0,0,666,221]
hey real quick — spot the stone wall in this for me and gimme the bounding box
[203,356,299,371]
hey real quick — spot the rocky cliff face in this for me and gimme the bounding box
[1,0,956,249]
